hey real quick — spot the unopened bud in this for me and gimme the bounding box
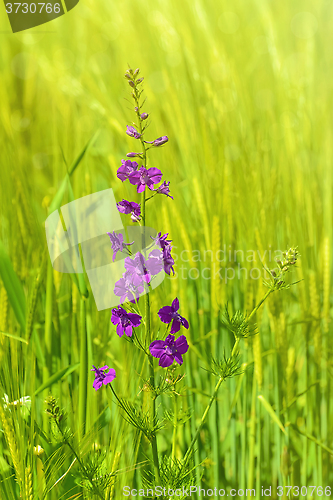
[134,106,138,112]
[282,266,288,272]
[134,68,140,76]
[141,112,148,120]
[129,81,135,88]
[136,77,144,84]
[125,73,132,80]
[126,152,142,158]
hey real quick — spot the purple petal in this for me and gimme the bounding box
[103,368,116,384]
[181,317,189,329]
[159,353,174,367]
[175,335,189,354]
[111,313,120,325]
[170,319,181,334]
[128,172,141,185]
[127,312,142,327]
[93,378,103,390]
[149,340,166,358]
[158,306,174,323]
[146,257,163,276]
[172,298,179,311]
[124,324,133,337]
[174,352,184,365]
[116,323,124,337]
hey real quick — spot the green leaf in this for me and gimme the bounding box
[0,330,28,344]
[0,240,26,331]
[258,394,285,434]
[35,363,80,396]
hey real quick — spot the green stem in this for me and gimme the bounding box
[183,376,224,465]
[247,289,272,323]
[172,392,178,461]
[55,421,104,500]
[183,289,272,466]
[78,298,87,438]
[132,84,161,484]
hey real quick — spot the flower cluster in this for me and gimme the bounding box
[265,247,299,290]
[93,68,188,393]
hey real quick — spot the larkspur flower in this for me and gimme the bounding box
[107,231,134,262]
[117,199,141,222]
[124,252,163,284]
[150,233,175,275]
[117,159,139,181]
[126,125,141,139]
[91,365,116,391]
[128,166,163,193]
[158,298,189,334]
[162,247,175,275]
[155,181,173,199]
[145,136,169,147]
[149,334,189,367]
[111,305,142,338]
[114,271,144,304]
[141,112,149,120]
[151,232,173,251]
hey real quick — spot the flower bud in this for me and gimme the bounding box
[136,77,144,84]
[141,112,148,120]
[134,106,138,112]
[124,73,132,80]
[126,152,142,158]
[134,68,140,76]
[34,445,44,457]
[129,81,135,88]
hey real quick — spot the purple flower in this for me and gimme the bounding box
[126,126,141,139]
[158,298,189,334]
[129,166,163,193]
[149,334,189,367]
[124,252,163,284]
[111,305,142,338]
[145,136,168,147]
[162,247,175,275]
[150,233,175,275]
[107,231,134,262]
[117,159,139,182]
[117,200,141,222]
[114,271,144,304]
[126,152,142,158]
[155,181,173,199]
[151,232,173,251]
[91,365,116,391]
[141,112,149,120]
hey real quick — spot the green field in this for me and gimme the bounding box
[0,0,332,498]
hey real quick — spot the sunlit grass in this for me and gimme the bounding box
[0,0,332,498]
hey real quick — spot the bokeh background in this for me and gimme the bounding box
[0,0,332,498]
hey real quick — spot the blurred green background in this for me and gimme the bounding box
[0,0,332,498]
